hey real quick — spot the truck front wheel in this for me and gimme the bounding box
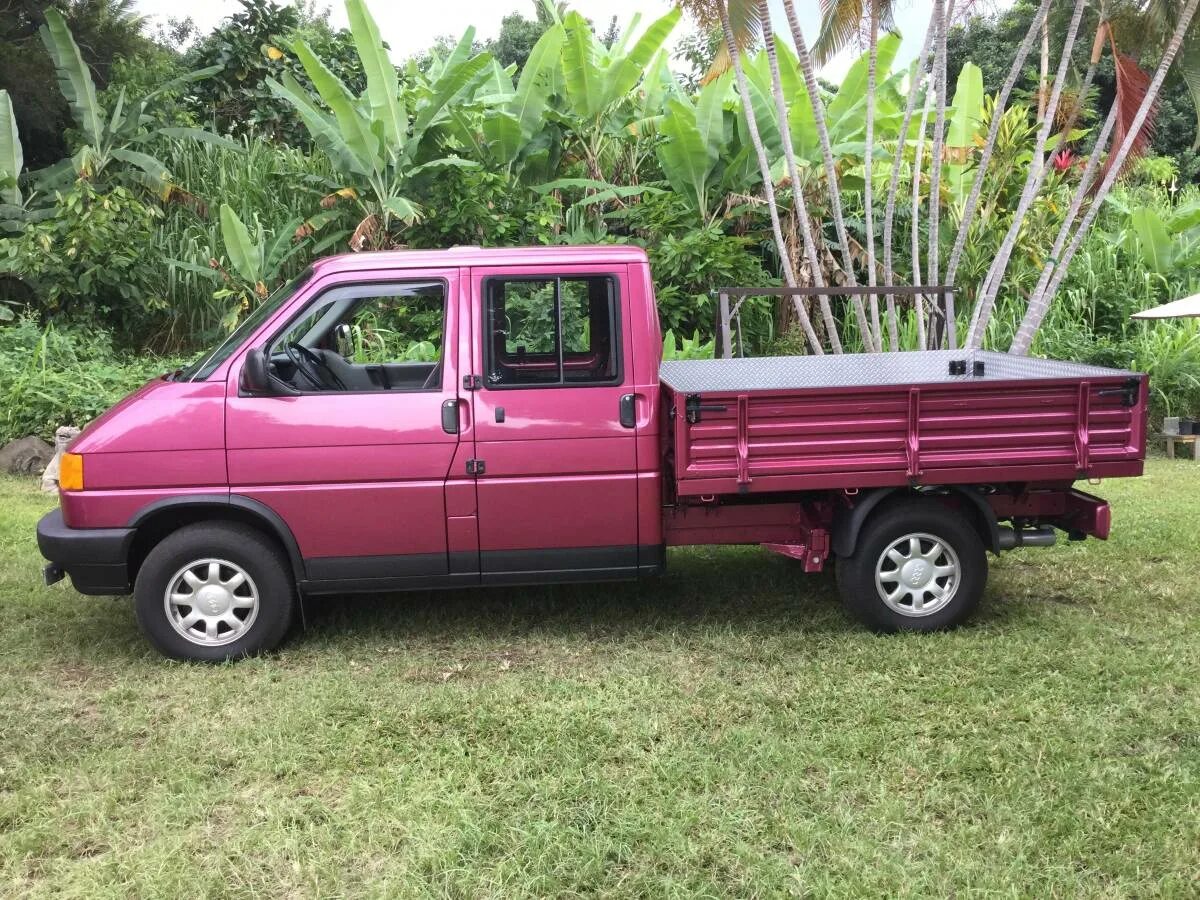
[133,522,296,661]
[836,500,987,632]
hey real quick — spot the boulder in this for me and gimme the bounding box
[0,435,54,475]
[41,425,82,491]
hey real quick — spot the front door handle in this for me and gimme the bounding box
[619,393,636,429]
[441,399,458,434]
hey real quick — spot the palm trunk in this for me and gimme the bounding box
[1020,100,1120,339]
[718,0,824,355]
[1012,0,1200,355]
[925,0,949,348]
[965,0,1087,349]
[781,0,875,350]
[759,0,842,352]
[1038,16,1050,119]
[864,1,881,351]
[911,81,934,350]
[943,0,1053,290]
[882,16,935,351]
[1054,16,1107,164]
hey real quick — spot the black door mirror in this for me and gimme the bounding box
[334,323,354,359]
[238,348,276,396]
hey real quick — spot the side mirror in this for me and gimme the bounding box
[334,323,354,359]
[240,347,272,394]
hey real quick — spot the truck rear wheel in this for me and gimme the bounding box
[133,522,296,661]
[836,499,987,632]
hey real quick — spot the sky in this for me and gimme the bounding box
[132,0,955,81]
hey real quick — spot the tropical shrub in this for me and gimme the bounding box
[185,0,364,144]
[644,222,777,353]
[0,315,184,444]
[404,166,560,248]
[0,181,164,337]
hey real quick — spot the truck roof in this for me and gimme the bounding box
[310,244,650,275]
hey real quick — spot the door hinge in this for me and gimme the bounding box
[466,458,486,476]
[463,374,483,391]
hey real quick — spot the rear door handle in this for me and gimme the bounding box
[441,399,458,434]
[619,393,636,429]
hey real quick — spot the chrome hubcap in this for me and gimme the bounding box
[875,532,960,617]
[164,558,259,646]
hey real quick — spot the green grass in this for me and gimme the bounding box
[1,462,1198,897]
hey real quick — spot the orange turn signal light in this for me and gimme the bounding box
[59,452,84,491]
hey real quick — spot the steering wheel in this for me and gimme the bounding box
[285,341,346,391]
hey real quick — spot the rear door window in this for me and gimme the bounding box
[485,275,620,388]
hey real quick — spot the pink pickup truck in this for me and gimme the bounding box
[37,246,1148,660]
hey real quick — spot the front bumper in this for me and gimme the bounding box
[36,509,135,596]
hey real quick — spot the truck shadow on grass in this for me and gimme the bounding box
[289,547,1023,650]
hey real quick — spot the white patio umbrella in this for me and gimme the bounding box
[1131,293,1200,319]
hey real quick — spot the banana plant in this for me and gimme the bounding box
[557,7,681,181]
[655,72,753,224]
[217,203,308,323]
[0,90,21,209]
[442,23,566,184]
[38,9,232,192]
[268,0,491,248]
[944,62,984,205]
[822,33,906,154]
[1107,197,1200,275]
[662,328,715,361]
[738,34,906,178]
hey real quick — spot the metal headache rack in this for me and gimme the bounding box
[687,283,1139,394]
[713,285,963,360]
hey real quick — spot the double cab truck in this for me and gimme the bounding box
[36,246,1149,661]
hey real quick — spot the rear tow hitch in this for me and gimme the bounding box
[43,563,65,586]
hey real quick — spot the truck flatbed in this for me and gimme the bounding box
[662,350,1147,497]
[659,349,1138,393]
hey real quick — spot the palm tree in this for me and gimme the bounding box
[881,17,934,350]
[910,83,934,349]
[942,0,1053,292]
[964,0,1089,350]
[1016,98,1122,354]
[925,0,949,347]
[758,1,843,352]
[780,0,875,349]
[813,0,901,352]
[706,0,825,354]
[1012,0,1200,355]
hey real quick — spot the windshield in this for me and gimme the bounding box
[181,269,313,382]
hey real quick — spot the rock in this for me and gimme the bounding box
[41,426,82,491]
[0,435,54,476]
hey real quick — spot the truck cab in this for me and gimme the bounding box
[39,246,666,659]
[37,246,1146,660]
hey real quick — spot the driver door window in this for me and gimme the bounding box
[270,281,446,392]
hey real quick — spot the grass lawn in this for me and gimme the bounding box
[1,461,1198,897]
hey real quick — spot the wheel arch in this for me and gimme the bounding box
[832,486,1001,558]
[127,496,305,585]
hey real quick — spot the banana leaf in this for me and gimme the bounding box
[345,0,405,150]
[39,9,103,145]
[219,204,263,284]
[0,90,21,206]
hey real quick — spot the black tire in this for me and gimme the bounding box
[134,522,295,661]
[836,499,987,632]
